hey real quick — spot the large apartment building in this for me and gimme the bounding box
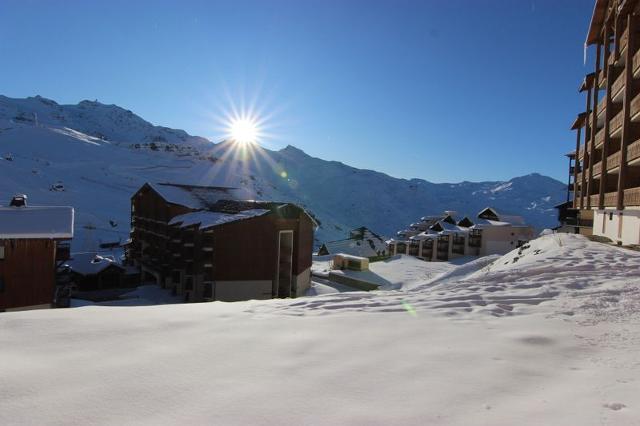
[128,183,315,302]
[570,0,640,244]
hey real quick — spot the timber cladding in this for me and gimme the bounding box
[0,239,56,310]
[208,214,313,282]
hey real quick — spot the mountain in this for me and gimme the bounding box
[0,95,566,250]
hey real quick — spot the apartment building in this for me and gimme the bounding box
[128,183,315,302]
[571,0,640,244]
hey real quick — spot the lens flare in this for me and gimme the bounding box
[229,117,259,145]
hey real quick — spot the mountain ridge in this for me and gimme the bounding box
[0,95,566,249]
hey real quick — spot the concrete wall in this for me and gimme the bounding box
[593,208,640,245]
[294,267,311,297]
[214,280,273,302]
[479,226,534,256]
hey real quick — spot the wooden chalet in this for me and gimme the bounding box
[128,183,316,302]
[569,0,640,244]
[0,195,74,312]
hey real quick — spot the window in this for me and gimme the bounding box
[0,277,4,292]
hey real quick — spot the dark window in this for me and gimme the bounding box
[203,282,213,298]
[185,277,193,291]
[0,277,4,292]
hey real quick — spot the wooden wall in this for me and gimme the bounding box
[0,239,56,310]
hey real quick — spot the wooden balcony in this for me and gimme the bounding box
[606,150,621,171]
[577,172,582,183]
[627,139,640,162]
[589,194,600,206]
[604,192,618,207]
[610,109,624,135]
[632,93,640,121]
[634,49,640,76]
[611,72,626,101]
[597,96,606,117]
[592,161,602,177]
[620,28,629,54]
[623,187,640,206]
[595,128,605,148]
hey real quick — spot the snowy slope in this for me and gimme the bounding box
[0,95,566,249]
[1,234,639,425]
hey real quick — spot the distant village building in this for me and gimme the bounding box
[65,253,126,291]
[0,195,74,312]
[128,183,316,302]
[566,1,640,245]
[317,227,388,259]
[387,208,534,261]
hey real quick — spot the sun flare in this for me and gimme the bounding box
[229,118,259,145]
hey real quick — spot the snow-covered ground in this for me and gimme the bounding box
[2,234,640,425]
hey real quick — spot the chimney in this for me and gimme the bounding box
[10,194,27,207]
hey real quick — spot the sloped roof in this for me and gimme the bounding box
[0,206,74,239]
[169,209,270,229]
[146,182,238,210]
[65,253,123,276]
[320,239,378,258]
[586,0,608,46]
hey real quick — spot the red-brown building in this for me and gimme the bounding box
[128,183,316,302]
[0,195,74,312]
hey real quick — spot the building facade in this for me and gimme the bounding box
[387,208,534,261]
[128,183,315,302]
[570,0,640,244]
[0,195,74,312]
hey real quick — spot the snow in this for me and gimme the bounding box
[148,183,238,210]
[2,234,640,424]
[0,205,73,239]
[169,209,270,229]
[64,252,120,275]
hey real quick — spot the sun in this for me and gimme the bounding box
[229,118,259,145]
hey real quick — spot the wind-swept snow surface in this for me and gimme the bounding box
[2,236,639,425]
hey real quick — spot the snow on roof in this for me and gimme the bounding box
[65,253,122,276]
[0,206,74,239]
[410,232,438,241]
[321,238,381,258]
[470,218,530,229]
[147,183,238,210]
[477,207,526,226]
[169,209,270,229]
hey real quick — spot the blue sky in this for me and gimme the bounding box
[0,0,593,183]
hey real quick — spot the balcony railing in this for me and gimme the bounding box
[623,187,640,206]
[634,49,640,75]
[589,194,599,206]
[620,28,629,53]
[627,139,640,162]
[606,150,621,170]
[632,93,640,120]
[604,192,617,207]
[610,110,624,135]
[612,72,626,100]
[597,96,606,117]
[592,161,602,176]
[595,128,605,148]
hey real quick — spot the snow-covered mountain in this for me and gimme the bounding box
[0,95,566,250]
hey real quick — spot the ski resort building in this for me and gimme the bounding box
[568,0,640,244]
[317,227,388,259]
[0,195,74,312]
[65,253,126,292]
[387,208,534,261]
[128,183,315,302]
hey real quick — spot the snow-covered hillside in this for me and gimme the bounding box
[1,234,639,425]
[0,95,566,249]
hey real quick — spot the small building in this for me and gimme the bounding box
[129,183,316,302]
[0,195,74,312]
[317,227,387,259]
[331,253,369,271]
[65,253,126,291]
